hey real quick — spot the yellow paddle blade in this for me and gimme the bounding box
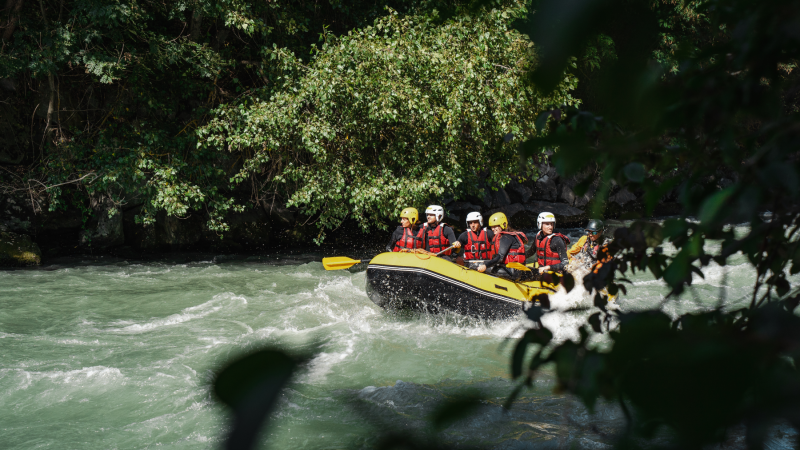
[322,257,362,271]
[506,262,532,272]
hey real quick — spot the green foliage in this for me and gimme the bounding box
[199,5,578,241]
[3,0,517,234]
[511,0,800,447]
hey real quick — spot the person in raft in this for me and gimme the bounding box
[386,207,422,252]
[456,211,494,265]
[532,212,570,275]
[568,219,610,262]
[477,212,529,279]
[417,205,460,261]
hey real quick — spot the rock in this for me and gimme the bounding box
[492,188,512,207]
[486,203,527,222]
[80,209,124,249]
[0,231,41,266]
[448,201,482,212]
[506,180,533,204]
[160,215,202,247]
[532,175,558,202]
[559,184,577,206]
[609,188,637,206]
[265,203,295,225]
[524,201,586,227]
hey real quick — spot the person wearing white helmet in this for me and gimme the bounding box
[533,212,570,274]
[455,211,494,264]
[417,204,460,260]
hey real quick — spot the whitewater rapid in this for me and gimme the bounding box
[0,241,794,449]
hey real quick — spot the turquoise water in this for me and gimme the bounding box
[0,239,795,449]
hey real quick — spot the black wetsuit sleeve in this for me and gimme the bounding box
[444,226,459,253]
[526,234,538,259]
[485,235,513,268]
[457,231,470,247]
[549,236,569,272]
[386,227,404,252]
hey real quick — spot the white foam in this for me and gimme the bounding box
[110,294,247,333]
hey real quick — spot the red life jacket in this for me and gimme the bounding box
[536,231,571,268]
[392,227,420,252]
[417,223,451,255]
[493,231,528,264]
[464,228,494,260]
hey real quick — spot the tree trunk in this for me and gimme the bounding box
[2,0,23,43]
[190,9,203,42]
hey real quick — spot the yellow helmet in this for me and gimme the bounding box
[400,207,418,226]
[488,212,508,230]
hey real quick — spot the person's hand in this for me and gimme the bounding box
[538,266,548,274]
[452,241,461,249]
[478,264,487,273]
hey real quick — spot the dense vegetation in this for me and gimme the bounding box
[0,0,578,237]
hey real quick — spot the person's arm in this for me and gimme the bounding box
[457,231,469,247]
[548,236,570,272]
[484,235,513,268]
[568,235,587,259]
[444,226,460,252]
[386,227,403,252]
[526,235,538,259]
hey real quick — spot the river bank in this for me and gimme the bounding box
[0,162,694,267]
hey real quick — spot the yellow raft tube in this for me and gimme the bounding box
[365,252,559,320]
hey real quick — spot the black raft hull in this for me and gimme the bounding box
[365,252,557,320]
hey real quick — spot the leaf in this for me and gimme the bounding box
[214,349,298,450]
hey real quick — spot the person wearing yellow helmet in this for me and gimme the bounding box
[477,212,528,279]
[387,207,422,252]
[533,212,570,274]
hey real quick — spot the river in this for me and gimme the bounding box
[1,229,797,449]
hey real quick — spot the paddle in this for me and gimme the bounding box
[322,244,458,271]
[505,262,531,272]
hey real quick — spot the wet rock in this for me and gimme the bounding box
[80,209,124,250]
[0,231,41,266]
[160,214,203,247]
[264,202,295,226]
[507,179,533,204]
[492,188,512,207]
[609,188,637,206]
[532,175,558,202]
[525,201,586,227]
[448,201,482,212]
[487,203,526,222]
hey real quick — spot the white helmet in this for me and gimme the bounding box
[537,212,556,229]
[465,211,483,226]
[425,205,444,222]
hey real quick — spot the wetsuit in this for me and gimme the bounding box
[386,226,419,252]
[418,222,459,261]
[457,228,495,261]
[483,232,528,280]
[531,232,569,272]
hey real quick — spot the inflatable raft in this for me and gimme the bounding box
[365,252,558,320]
